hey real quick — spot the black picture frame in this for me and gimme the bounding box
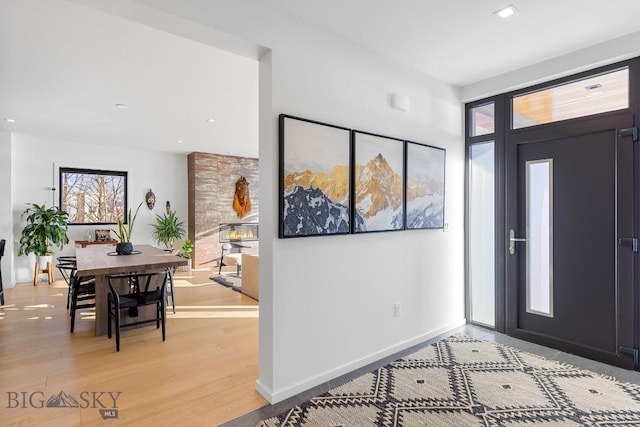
[404,141,446,229]
[352,130,405,233]
[59,167,128,225]
[279,114,352,238]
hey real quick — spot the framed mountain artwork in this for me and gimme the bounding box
[405,141,446,229]
[352,131,405,233]
[279,114,352,238]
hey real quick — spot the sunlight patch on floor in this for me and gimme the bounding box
[171,311,259,319]
[171,305,259,319]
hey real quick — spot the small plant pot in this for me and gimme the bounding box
[116,242,133,255]
[37,255,53,270]
[179,259,192,272]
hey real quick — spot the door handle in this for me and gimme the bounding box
[509,229,526,255]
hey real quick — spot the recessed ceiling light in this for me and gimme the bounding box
[115,103,128,109]
[494,4,518,18]
[206,118,216,123]
[177,140,184,144]
[4,118,16,123]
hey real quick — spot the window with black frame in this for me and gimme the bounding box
[59,168,127,225]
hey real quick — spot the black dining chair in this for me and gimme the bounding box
[107,271,168,352]
[0,239,5,305]
[69,274,96,333]
[56,256,77,309]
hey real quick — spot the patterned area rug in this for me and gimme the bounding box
[257,334,640,426]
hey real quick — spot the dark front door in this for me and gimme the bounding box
[506,113,637,369]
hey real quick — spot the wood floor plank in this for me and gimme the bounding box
[0,268,266,426]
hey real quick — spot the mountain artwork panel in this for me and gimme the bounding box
[406,141,445,229]
[279,115,352,237]
[353,132,404,232]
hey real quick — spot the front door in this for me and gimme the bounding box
[506,113,637,369]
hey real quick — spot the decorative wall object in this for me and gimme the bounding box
[232,176,252,218]
[279,114,352,238]
[353,131,405,233]
[405,141,446,229]
[59,167,127,225]
[145,189,156,210]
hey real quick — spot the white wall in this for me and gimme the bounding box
[136,2,465,402]
[0,131,15,287]
[11,134,188,283]
[262,31,464,402]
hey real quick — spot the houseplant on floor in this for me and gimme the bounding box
[151,210,185,251]
[18,203,70,269]
[179,238,194,272]
[112,202,143,255]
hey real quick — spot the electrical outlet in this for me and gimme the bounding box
[443,222,450,232]
[394,303,401,317]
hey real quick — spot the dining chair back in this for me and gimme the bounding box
[56,256,77,309]
[107,271,168,352]
[69,274,96,332]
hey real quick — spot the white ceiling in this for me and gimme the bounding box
[0,0,259,157]
[2,0,640,156]
[268,0,640,87]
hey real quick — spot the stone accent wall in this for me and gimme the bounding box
[187,152,259,269]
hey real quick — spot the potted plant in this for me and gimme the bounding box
[18,203,70,269]
[112,202,143,255]
[179,238,194,272]
[151,210,185,251]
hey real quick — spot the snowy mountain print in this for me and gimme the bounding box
[355,153,404,231]
[354,132,405,232]
[281,115,352,237]
[406,142,445,229]
[284,165,349,205]
[283,186,364,236]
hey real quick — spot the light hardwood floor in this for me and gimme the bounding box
[0,268,266,426]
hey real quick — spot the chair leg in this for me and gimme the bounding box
[0,270,4,306]
[115,307,121,352]
[160,300,166,342]
[166,268,175,314]
[107,294,112,339]
[70,290,77,333]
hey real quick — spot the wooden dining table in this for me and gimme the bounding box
[75,244,188,335]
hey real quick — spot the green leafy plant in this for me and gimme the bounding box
[151,210,185,250]
[18,203,69,257]
[180,238,194,260]
[112,202,143,243]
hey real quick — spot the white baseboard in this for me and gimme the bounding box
[256,318,467,404]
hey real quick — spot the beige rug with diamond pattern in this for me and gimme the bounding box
[257,334,640,426]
